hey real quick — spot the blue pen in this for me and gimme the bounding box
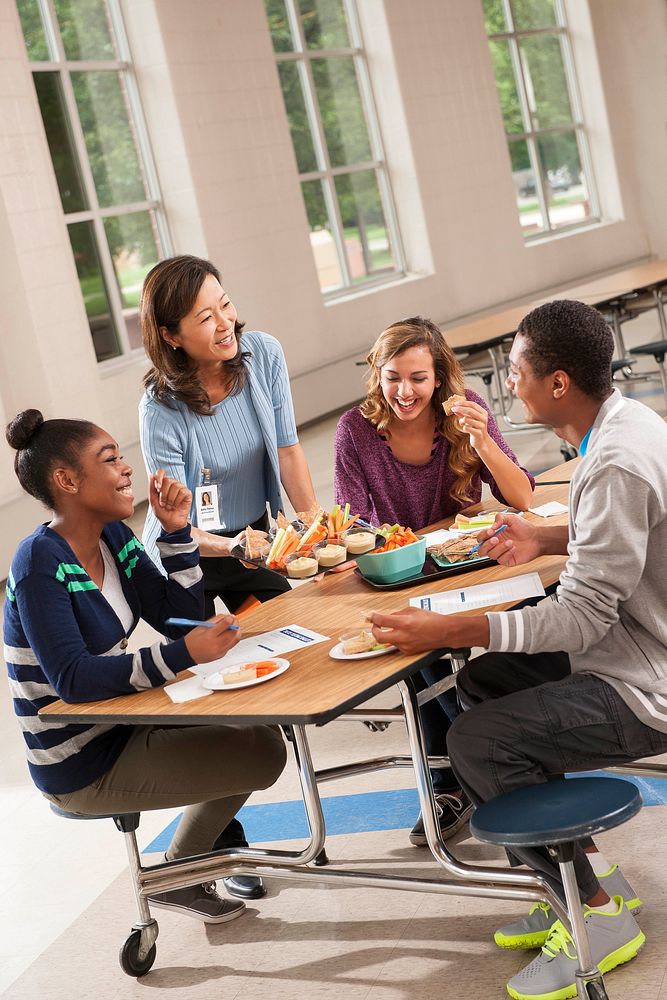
[468,523,508,554]
[165,617,240,631]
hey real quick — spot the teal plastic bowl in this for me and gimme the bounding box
[356,537,426,584]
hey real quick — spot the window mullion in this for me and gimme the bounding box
[512,36,551,227]
[300,161,379,182]
[555,8,600,220]
[36,0,60,60]
[271,0,402,293]
[38,0,130,353]
[322,175,353,287]
[297,60,351,285]
[275,47,357,60]
[345,0,406,275]
[105,0,172,256]
[92,215,131,354]
[287,0,353,287]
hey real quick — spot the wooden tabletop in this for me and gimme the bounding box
[534,457,581,485]
[41,484,571,728]
[445,260,667,355]
[547,259,667,307]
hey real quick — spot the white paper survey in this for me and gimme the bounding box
[409,572,545,614]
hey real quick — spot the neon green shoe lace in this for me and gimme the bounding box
[541,920,577,961]
[528,901,552,919]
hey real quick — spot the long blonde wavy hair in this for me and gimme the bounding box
[359,316,481,505]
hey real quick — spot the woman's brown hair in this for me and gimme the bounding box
[359,316,481,504]
[140,255,248,415]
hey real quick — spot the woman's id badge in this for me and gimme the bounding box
[195,485,225,530]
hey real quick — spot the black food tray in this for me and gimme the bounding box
[354,552,491,590]
[230,519,384,576]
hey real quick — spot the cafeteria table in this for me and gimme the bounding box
[446,259,667,429]
[41,485,575,963]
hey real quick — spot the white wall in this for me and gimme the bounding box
[0,0,666,574]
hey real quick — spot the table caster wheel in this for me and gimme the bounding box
[119,928,157,977]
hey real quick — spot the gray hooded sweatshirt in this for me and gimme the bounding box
[486,389,667,732]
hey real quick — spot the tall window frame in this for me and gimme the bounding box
[17,0,172,365]
[484,0,600,240]
[266,0,406,297]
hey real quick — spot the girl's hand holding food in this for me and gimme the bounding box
[150,470,192,533]
[184,614,241,664]
[451,399,491,454]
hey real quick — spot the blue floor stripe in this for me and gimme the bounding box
[144,773,667,853]
[566,770,667,806]
[144,787,421,853]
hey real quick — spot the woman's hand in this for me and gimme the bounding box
[451,400,491,454]
[191,526,244,558]
[183,614,241,664]
[150,470,192,534]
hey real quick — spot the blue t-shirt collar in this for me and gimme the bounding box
[579,426,593,457]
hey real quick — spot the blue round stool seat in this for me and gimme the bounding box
[49,802,139,822]
[470,777,641,848]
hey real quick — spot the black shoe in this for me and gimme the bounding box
[409,791,473,846]
[214,820,266,899]
[213,817,248,850]
[149,882,246,923]
[223,874,267,899]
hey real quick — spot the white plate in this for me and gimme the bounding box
[203,658,290,690]
[329,641,397,661]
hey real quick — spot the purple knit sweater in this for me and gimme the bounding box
[334,389,534,530]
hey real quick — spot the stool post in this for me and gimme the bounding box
[610,309,628,359]
[656,354,667,400]
[397,678,566,916]
[122,826,159,956]
[653,287,667,340]
[551,844,606,999]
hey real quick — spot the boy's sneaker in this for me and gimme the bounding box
[409,791,473,846]
[148,881,246,924]
[506,896,645,1000]
[494,864,642,950]
[495,901,557,951]
[598,864,642,914]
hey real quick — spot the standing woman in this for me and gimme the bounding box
[139,254,317,617]
[139,255,317,891]
[334,316,535,846]
[4,410,286,924]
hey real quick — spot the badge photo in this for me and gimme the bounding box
[194,484,224,530]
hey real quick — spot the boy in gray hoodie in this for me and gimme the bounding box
[370,299,667,1000]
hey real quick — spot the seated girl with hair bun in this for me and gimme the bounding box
[3,409,286,925]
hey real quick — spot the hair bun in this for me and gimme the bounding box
[5,409,45,451]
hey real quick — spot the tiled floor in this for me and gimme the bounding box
[1,311,666,997]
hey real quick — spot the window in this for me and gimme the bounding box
[17,0,171,362]
[483,0,599,239]
[265,0,404,296]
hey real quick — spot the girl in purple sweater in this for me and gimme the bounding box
[335,317,534,528]
[334,317,534,846]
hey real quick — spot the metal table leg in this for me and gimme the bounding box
[134,702,566,923]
